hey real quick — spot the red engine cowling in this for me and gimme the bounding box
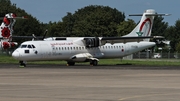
[2,42,17,50]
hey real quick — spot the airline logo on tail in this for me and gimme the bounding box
[0,13,16,39]
[136,18,152,37]
[0,13,26,50]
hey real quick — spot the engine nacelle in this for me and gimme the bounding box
[84,37,100,48]
[1,41,18,50]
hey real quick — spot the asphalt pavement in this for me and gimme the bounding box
[0,64,180,101]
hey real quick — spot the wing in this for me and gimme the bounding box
[79,36,155,48]
[101,36,153,44]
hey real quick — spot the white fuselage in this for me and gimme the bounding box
[12,40,155,61]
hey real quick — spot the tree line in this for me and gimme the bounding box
[1,0,180,52]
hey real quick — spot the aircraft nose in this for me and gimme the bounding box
[12,50,20,59]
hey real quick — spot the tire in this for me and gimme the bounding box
[90,60,98,66]
[67,61,75,66]
[19,61,26,67]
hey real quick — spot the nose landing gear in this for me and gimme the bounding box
[19,61,26,67]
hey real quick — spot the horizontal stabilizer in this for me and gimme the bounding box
[129,14,143,16]
[145,14,171,16]
[153,36,165,39]
[129,14,171,16]
[101,36,153,40]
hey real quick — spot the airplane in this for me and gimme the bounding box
[0,13,26,51]
[12,9,170,67]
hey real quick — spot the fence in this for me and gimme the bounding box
[132,52,179,59]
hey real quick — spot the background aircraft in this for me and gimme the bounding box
[0,13,26,51]
[12,9,170,67]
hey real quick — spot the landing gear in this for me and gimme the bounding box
[19,61,26,67]
[67,59,98,66]
[90,60,98,66]
[67,61,75,66]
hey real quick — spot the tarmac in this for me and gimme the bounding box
[0,63,180,101]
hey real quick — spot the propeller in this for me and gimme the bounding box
[42,29,48,40]
[31,29,48,40]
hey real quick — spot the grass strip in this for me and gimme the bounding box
[0,54,180,66]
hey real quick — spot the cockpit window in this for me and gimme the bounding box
[28,45,32,48]
[20,45,27,48]
[19,44,35,48]
[32,45,35,48]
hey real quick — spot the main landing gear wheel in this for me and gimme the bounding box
[90,60,98,66]
[67,61,75,66]
[19,61,26,67]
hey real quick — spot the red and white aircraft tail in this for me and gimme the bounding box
[0,13,17,39]
[0,13,26,50]
[123,9,170,42]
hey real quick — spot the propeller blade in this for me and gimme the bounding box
[42,29,48,40]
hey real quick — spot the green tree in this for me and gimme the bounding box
[176,42,180,53]
[48,21,64,37]
[152,16,168,36]
[117,19,136,36]
[151,16,169,52]
[167,20,180,52]
[58,5,125,37]
[0,0,12,14]
[61,12,75,36]
[0,0,45,43]
[164,26,176,51]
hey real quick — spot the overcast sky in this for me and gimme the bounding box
[11,0,179,25]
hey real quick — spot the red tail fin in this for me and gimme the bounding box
[0,13,16,40]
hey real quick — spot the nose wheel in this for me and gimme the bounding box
[19,61,26,67]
